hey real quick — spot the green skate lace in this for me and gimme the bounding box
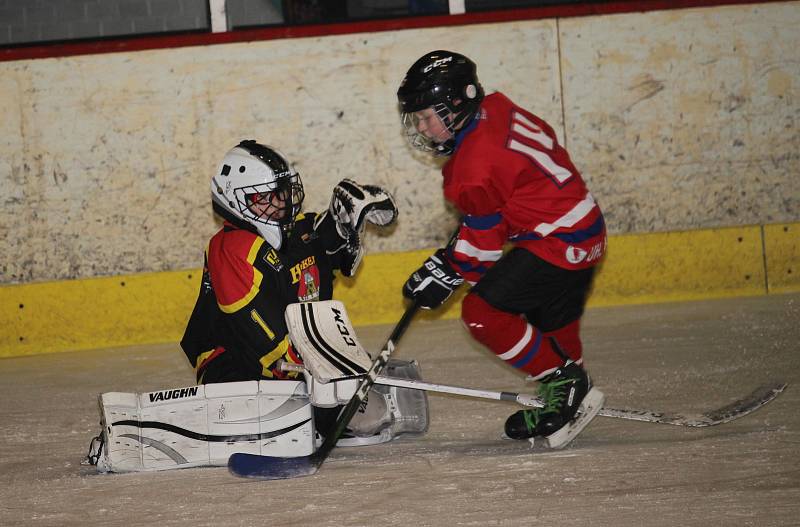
[522,377,574,432]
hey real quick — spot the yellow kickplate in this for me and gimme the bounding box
[2,224,793,358]
[591,225,765,306]
[0,270,200,358]
[763,223,800,293]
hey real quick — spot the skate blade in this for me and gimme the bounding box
[545,388,605,450]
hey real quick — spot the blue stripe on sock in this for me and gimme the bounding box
[512,330,542,369]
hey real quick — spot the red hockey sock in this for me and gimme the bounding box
[462,293,582,379]
[542,319,583,363]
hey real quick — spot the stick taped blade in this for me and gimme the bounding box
[597,382,787,427]
[700,382,787,425]
[228,453,320,480]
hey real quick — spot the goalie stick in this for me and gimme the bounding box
[278,362,787,428]
[228,301,420,480]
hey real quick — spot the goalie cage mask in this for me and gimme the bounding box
[397,50,484,156]
[212,140,305,250]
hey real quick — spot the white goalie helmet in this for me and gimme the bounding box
[211,140,305,250]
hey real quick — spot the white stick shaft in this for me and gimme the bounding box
[374,376,543,408]
[277,363,786,427]
[279,360,542,408]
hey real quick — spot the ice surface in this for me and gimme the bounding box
[1,294,798,526]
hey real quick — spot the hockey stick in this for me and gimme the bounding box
[228,300,420,480]
[278,362,787,429]
[373,377,786,428]
[596,382,787,427]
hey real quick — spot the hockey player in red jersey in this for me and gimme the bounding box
[397,51,606,448]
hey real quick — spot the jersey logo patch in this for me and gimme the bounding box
[566,246,588,264]
[296,264,321,302]
[263,248,283,271]
[291,256,320,301]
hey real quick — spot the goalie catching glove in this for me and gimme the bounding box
[329,179,398,235]
[403,249,464,309]
[319,179,398,277]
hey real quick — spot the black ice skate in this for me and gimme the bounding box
[504,361,605,449]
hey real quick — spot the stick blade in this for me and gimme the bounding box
[699,382,787,426]
[599,382,788,427]
[228,453,321,480]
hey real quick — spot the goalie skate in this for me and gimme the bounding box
[341,359,429,446]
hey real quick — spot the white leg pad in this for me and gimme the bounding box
[95,381,315,473]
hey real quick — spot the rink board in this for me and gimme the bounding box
[1,223,798,358]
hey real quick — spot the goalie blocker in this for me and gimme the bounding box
[87,301,428,473]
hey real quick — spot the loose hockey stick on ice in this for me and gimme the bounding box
[277,363,787,428]
[228,301,420,480]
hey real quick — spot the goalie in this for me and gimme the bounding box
[87,140,428,472]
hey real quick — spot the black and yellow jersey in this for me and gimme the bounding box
[180,212,349,383]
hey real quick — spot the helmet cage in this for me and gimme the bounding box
[211,141,305,249]
[400,102,456,154]
[234,173,304,232]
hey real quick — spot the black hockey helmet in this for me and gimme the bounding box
[397,50,484,155]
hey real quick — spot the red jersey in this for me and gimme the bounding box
[442,92,606,283]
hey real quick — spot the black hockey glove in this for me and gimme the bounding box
[402,249,464,309]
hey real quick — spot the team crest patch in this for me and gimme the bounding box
[290,256,320,301]
[565,245,588,264]
[297,264,320,301]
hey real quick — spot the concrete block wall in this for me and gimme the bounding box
[1,2,797,286]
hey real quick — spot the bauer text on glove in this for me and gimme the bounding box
[402,249,464,309]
